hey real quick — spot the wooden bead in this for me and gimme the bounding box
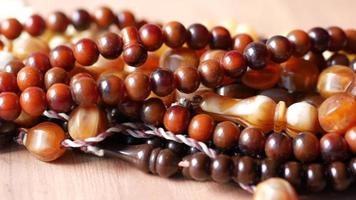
[44,67,69,90]
[97,32,123,59]
[71,9,91,30]
[210,26,232,50]
[140,98,166,126]
[232,33,253,54]
[213,121,240,149]
[327,26,347,51]
[293,132,320,162]
[260,158,279,181]
[0,71,17,92]
[266,35,292,63]
[74,39,100,66]
[281,161,302,188]
[238,127,265,157]
[188,152,210,181]
[345,29,356,53]
[47,11,70,33]
[265,133,292,162]
[17,66,43,91]
[71,76,99,106]
[162,21,186,48]
[328,162,352,191]
[93,6,115,29]
[186,23,211,49]
[198,60,223,88]
[174,66,200,93]
[68,105,108,140]
[200,49,226,63]
[50,45,75,71]
[139,24,163,51]
[24,52,51,73]
[287,29,311,56]
[98,74,125,106]
[243,42,269,70]
[20,87,47,117]
[308,27,330,53]
[234,156,257,185]
[116,10,136,29]
[345,126,356,154]
[46,83,73,113]
[253,178,298,200]
[211,154,232,183]
[124,72,151,101]
[305,163,326,192]
[0,18,23,40]
[24,14,46,36]
[163,105,190,134]
[25,122,66,161]
[188,114,215,142]
[3,60,24,74]
[221,50,247,78]
[304,51,326,70]
[154,148,179,177]
[320,133,349,162]
[0,92,21,121]
[327,53,349,66]
[123,44,148,67]
[150,69,175,97]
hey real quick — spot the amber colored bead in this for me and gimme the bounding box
[327,26,347,51]
[93,6,115,29]
[186,23,211,49]
[242,62,281,90]
[253,178,298,200]
[150,69,175,97]
[160,47,199,72]
[211,154,232,183]
[216,83,256,99]
[50,45,75,71]
[188,114,215,142]
[124,72,151,101]
[0,72,17,92]
[281,161,302,188]
[221,50,247,78]
[46,83,73,113]
[174,66,200,93]
[116,10,136,29]
[328,162,352,191]
[24,52,51,73]
[139,24,163,51]
[210,26,232,50]
[97,32,123,59]
[163,105,190,134]
[123,44,148,67]
[345,29,356,53]
[20,87,47,117]
[0,92,21,121]
[162,21,186,48]
[24,14,46,36]
[213,121,240,149]
[238,127,266,157]
[345,126,356,154]
[318,93,356,134]
[47,11,70,33]
[3,60,24,74]
[73,39,99,66]
[17,66,43,91]
[188,152,210,181]
[71,76,99,106]
[140,98,166,126]
[44,67,69,90]
[308,27,330,53]
[265,133,292,162]
[25,122,66,161]
[293,132,320,162]
[327,53,349,66]
[320,133,349,162]
[198,60,223,88]
[259,88,294,106]
[232,33,253,54]
[243,42,269,70]
[287,29,311,56]
[266,35,292,63]
[305,163,327,192]
[304,51,327,70]
[234,156,257,185]
[71,9,91,30]
[98,74,125,106]
[0,18,23,39]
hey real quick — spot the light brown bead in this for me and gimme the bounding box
[124,72,151,101]
[188,114,215,142]
[253,178,298,200]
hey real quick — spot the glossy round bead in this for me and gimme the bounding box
[188,114,215,142]
[20,87,47,117]
[139,24,163,51]
[124,72,151,101]
[71,77,99,106]
[232,33,253,54]
[0,18,23,39]
[163,105,190,134]
[174,66,200,93]
[221,50,247,78]
[213,121,240,149]
[345,29,356,53]
[327,53,349,66]
[24,14,46,36]
[305,163,326,192]
[0,92,21,121]
[328,162,352,191]
[71,9,91,30]
[162,21,186,48]
[238,127,266,157]
[253,178,298,200]
[243,42,269,70]
[73,39,100,66]
[198,60,223,88]
[320,133,349,162]
[188,152,210,181]
[211,154,232,183]
[3,60,24,74]
[287,29,311,56]
[150,69,175,97]
[281,161,302,188]
[24,52,51,73]
[327,26,347,51]
[266,35,292,63]
[308,27,330,53]
[140,98,166,126]
[116,10,136,29]
[345,126,356,154]
[166,140,186,155]
[97,32,123,59]
[234,156,257,185]
[118,100,142,120]
[216,83,256,99]
[186,23,211,49]
[0,71,17,92]
[47,11,70,33]
[123,44,148,67]
[25,122,66,161]
[44,67,69,90]
[93,6,115,29]
[303,51,326,70]
[50,45,75,71]
[265,133,292,162]
[98,74,125,106]
[293,132,320,162]
[260,159,279,181]
[210,26,232,50]
[17,66,43,91]
[46,83,73,113]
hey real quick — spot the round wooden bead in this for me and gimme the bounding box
[234,156,257,185]
[308,27,330,53]
[305,163,327,192]
[20,87,47,117]
[140,98,166,126]
[162,21,186,48]
[188,152,210,181]
[93,6,115,29]
[73,39,100,66]
[213,121,240,149]
[188,114,215,142]
[265,133,292,162]
[186,23,211,49]
[163,105,190,134]
[260,158,279,181]
[210,26,232,50]
[46,83,73,113]
[24,52,51,73]
[118,100,142,120]
[17,66,43,91]
[47,11,70,33]
[345,126,356,154]
[238,127,265,157]
[0,71,17,92]
[116,10,136,29]
[174,66,200,93]
[0,92,21,121]
[155,149,179,178]
[71,76,99,106]
[3,60,24,74]
[232,33,253,54]
[327,26,347,51]
[124,72,151,101]
[266,35,292,63]
[97,32,123,59]
[293,132,320,162]
[98,74,125,106]
[281,161,302,188]
[0,18,23,39]
[253,178,298,200]
[71,9,91,30]
[320,133,349,162]
[345,29,356,53]
[221,50,247,78]
[150,69,175,97]
[50,45,75,71]
[211,154,232,183]
[44,67,69,90]
[328,162,352,191]
[198,60,223,88]
[304,51,327,70]
[243,42,269,70]
[123,44,148,67]
[139,24,163,51]
[24,14,46,36]
[287,29,311,56]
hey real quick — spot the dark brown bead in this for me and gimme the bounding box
[71,9,91,31]
[327,53,349,66]
[98,74,125,106]
[0,18,23,39]
[258,88,294,106]
[20,87,47,117]
[233,33,253,54]
[243,42,269,70]
[265,133,292,162]
[73,39,100,66]
[163,105,190,134]
[162,21,186,48]
[189,152,210,181]
[50,45,75,71]
[213,121,240,149]
[234,156,257,185]
[345,29,356,53]
[17,66,43,91]
[198,60,224,88]
[221,50,247,78]
[349,59,356,72]
[150,69,175,97]
[116,10,136,29]
[96,32,123,59]
[186,23,211,50]
[24,52,51,73]
[281,161,302,188]
[320,133,349,163]
[260,158,279,181]
[174,66,200,93]
[328,162,352,191]
[210,26,232,50]
[0,92,21,121]
[71,77,99,106]
[238,127,265,157]
[304,51,327,70]
[123,44,148,67]
[287,29,311,56]
[0,72,17,92]
[93,6,115,29]
[327,26,347,51]
[305,163,327,192]
[349,158,356,177]
[3,60,24,74]
[155,149,179,178]
[0,121,17,148]
[47,11,70,33]
[124,72,151,101]
[46,83,73,113]
[44,67,69,90]
[24,14,46,36]
[216,83,256,99]
[166,141,186,155]
[140,98,166,126]
[211,154,232,183]
[139,24,163,51]
[308,27,330,53]
[188,114,215,142]
[118,100,142,120]
[293,132,320,162]
[266,35,293,63]
[146,137,162,148]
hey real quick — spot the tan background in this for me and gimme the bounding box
[1,0,356,200]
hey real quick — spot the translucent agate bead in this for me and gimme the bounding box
[159,47,199,72]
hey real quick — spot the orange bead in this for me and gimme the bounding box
[188,114,215,142]
[163,105,190,134]
[17,66,43,91]
[20,87,47,117]
[242,62,281,90]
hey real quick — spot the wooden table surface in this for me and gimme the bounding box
[1,0,356,199]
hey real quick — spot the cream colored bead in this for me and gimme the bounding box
[286,101,318,137]
[0,51,16,71]
[253,178,298,200]
[12,35,49,60]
